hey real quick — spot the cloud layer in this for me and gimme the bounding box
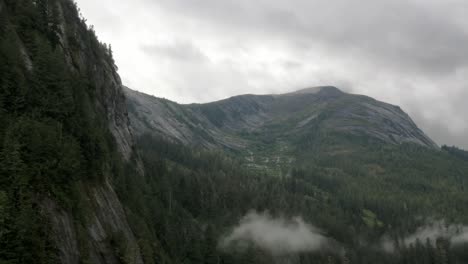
[219,211,332,256]
[76,0,468,148]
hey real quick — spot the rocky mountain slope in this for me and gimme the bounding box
[126,86,436,149]
[125,86,437,173]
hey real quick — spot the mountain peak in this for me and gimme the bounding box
[290,86,344,95]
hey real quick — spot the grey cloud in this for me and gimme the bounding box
[402,75,468,148]
[219,211,336,256]
[409,108,468,149]
[281,60,303,70]
[76,0,468,148]
[141,41,208,63]
[153,0,468,75]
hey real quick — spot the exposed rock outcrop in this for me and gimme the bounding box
[126,86,437,150]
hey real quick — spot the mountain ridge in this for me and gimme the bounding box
[125,86,437,175]
[125,86,437,150]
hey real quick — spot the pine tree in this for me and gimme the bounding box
[204,225,220,264]
[36,0,49,33]
[186,236,204,264]
[342,250,351,264]
[436,238,449,264]
[14,0,40,45]
[0,29,27,114]
[0,6,8,38]
[29,35,73,119]
[47,0,62,47]
[0,134,26,186]
[425,238,436,264]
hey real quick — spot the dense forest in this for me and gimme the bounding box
[443,146,468,162]
[1,1,468,264]
[0,0,128,262]
[115,132,468,264]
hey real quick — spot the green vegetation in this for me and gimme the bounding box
[0,0,120,262]
[443,145,468,162]
[118,132,468,264]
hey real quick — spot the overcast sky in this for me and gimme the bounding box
[76,0,468,149]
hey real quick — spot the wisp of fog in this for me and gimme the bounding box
[219,211,333,256]
[383,220,468,252]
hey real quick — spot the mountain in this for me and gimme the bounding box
[125,86,437,173]
[126,86,436,149]
[124,86,468,264]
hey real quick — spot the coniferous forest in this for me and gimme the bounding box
[0,0,125,262]
[1,1,468,264]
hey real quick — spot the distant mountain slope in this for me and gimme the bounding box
[125,86,437,173]
[123,85,468,264]
[126,86,436,149]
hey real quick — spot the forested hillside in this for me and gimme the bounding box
[124,88,468,264]
[443,146,468,162]
[0,0,143,263]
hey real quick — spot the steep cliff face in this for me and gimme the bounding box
[56,0,134,160]
[46,2,143,263]
[0,0,142,263]
[43,180,143,264]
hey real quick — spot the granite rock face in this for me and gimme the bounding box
[126,86,437,150]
